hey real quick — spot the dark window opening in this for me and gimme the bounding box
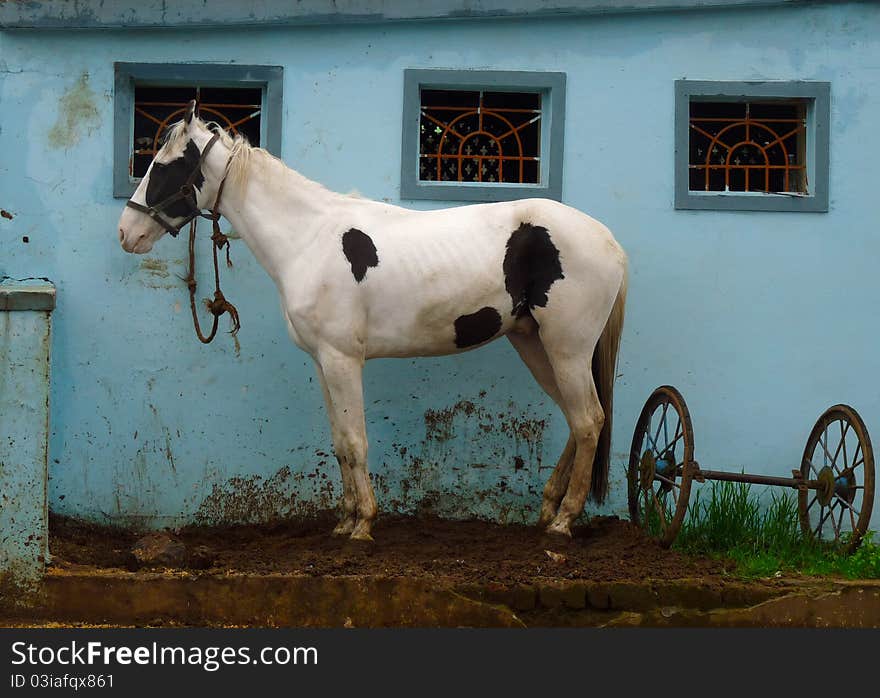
[688,100,807,194]
[131,85,262,178]
[418,89,542,184]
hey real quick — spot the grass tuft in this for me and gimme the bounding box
[672,481,880,579]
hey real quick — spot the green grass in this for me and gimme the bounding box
[671,481,880,579]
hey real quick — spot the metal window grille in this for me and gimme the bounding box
[419,89,542,184]
[688,101,808,194]
[131,85,262,178]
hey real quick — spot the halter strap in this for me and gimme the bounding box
[125,131,221,237]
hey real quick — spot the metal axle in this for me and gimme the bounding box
[692,463,813,491]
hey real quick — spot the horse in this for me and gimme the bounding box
[118,100,628,541]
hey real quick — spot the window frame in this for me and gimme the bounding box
[674,80,830,212]
[400,69,566,202]
[113,63,283,198]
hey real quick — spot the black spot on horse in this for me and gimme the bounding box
[502,222,565,317]
[342,228,379,282]
[454,307,502,348]
[145,140,204,219]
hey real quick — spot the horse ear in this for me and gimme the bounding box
[184,99,197,124]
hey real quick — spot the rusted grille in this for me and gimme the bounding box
[131,85,262,178]
[419,89,542,184]
[689,101,807,194]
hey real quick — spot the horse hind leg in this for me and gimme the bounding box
[532,319,606,538]
[507,326,576,527]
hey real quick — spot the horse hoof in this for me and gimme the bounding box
[332,520,356,536]
[545,521,572,539]
[350,521,374,542]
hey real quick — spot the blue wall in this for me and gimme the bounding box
[1,3,878,530]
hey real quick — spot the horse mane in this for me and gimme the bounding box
[164,116,335,200]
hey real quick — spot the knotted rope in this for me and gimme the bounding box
[183,178,241,344]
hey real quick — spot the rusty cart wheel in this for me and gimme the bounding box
[799,405,875,553]
[628,386,695,547]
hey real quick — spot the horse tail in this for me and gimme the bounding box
[591,262,628,503]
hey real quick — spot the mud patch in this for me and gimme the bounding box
[48,514,138,569]
[50,514,728,585]
[194,465,337,525]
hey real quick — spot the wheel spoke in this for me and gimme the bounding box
[657,435,682,460]
[851,441,864,470]
[653,404,668,454]
[832,493,860,518]
[830,502,841,539]
[803,457,821,478]
[651,490,668,532]
[658,422,683,459]
[815,505,832,537]
[830,421,848,474]
[654,472,681,490]
[839,421,849,473]
[819,429,835,467]
[806,493,818,513]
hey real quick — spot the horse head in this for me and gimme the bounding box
[118,100,225,254]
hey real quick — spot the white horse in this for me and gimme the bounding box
[118,101,628,541]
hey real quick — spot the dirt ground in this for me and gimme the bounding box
[49,512,728,585]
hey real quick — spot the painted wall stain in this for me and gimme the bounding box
[47,73,101,149]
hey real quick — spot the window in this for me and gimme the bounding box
[113,63,283,198]
[675,81,830,212]
[401,70,565,202]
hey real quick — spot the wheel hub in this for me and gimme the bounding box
[816,466,836,507]
[656,454,677,491]
[834,468,857,505]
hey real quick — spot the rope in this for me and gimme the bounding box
[184,177,240,344]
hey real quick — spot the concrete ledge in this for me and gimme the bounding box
[3,570,878,628]
[0,0,818,30]
[0,278,56,311]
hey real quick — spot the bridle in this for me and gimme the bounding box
[125,131,221,238]
[126,131,241,344]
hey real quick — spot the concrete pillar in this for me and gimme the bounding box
[0,278,55,592]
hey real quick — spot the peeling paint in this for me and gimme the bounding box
[0,209,13,220]
[47,73,101,149]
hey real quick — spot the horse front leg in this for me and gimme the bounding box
[317,347,376,541]
[314,362,357,536]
